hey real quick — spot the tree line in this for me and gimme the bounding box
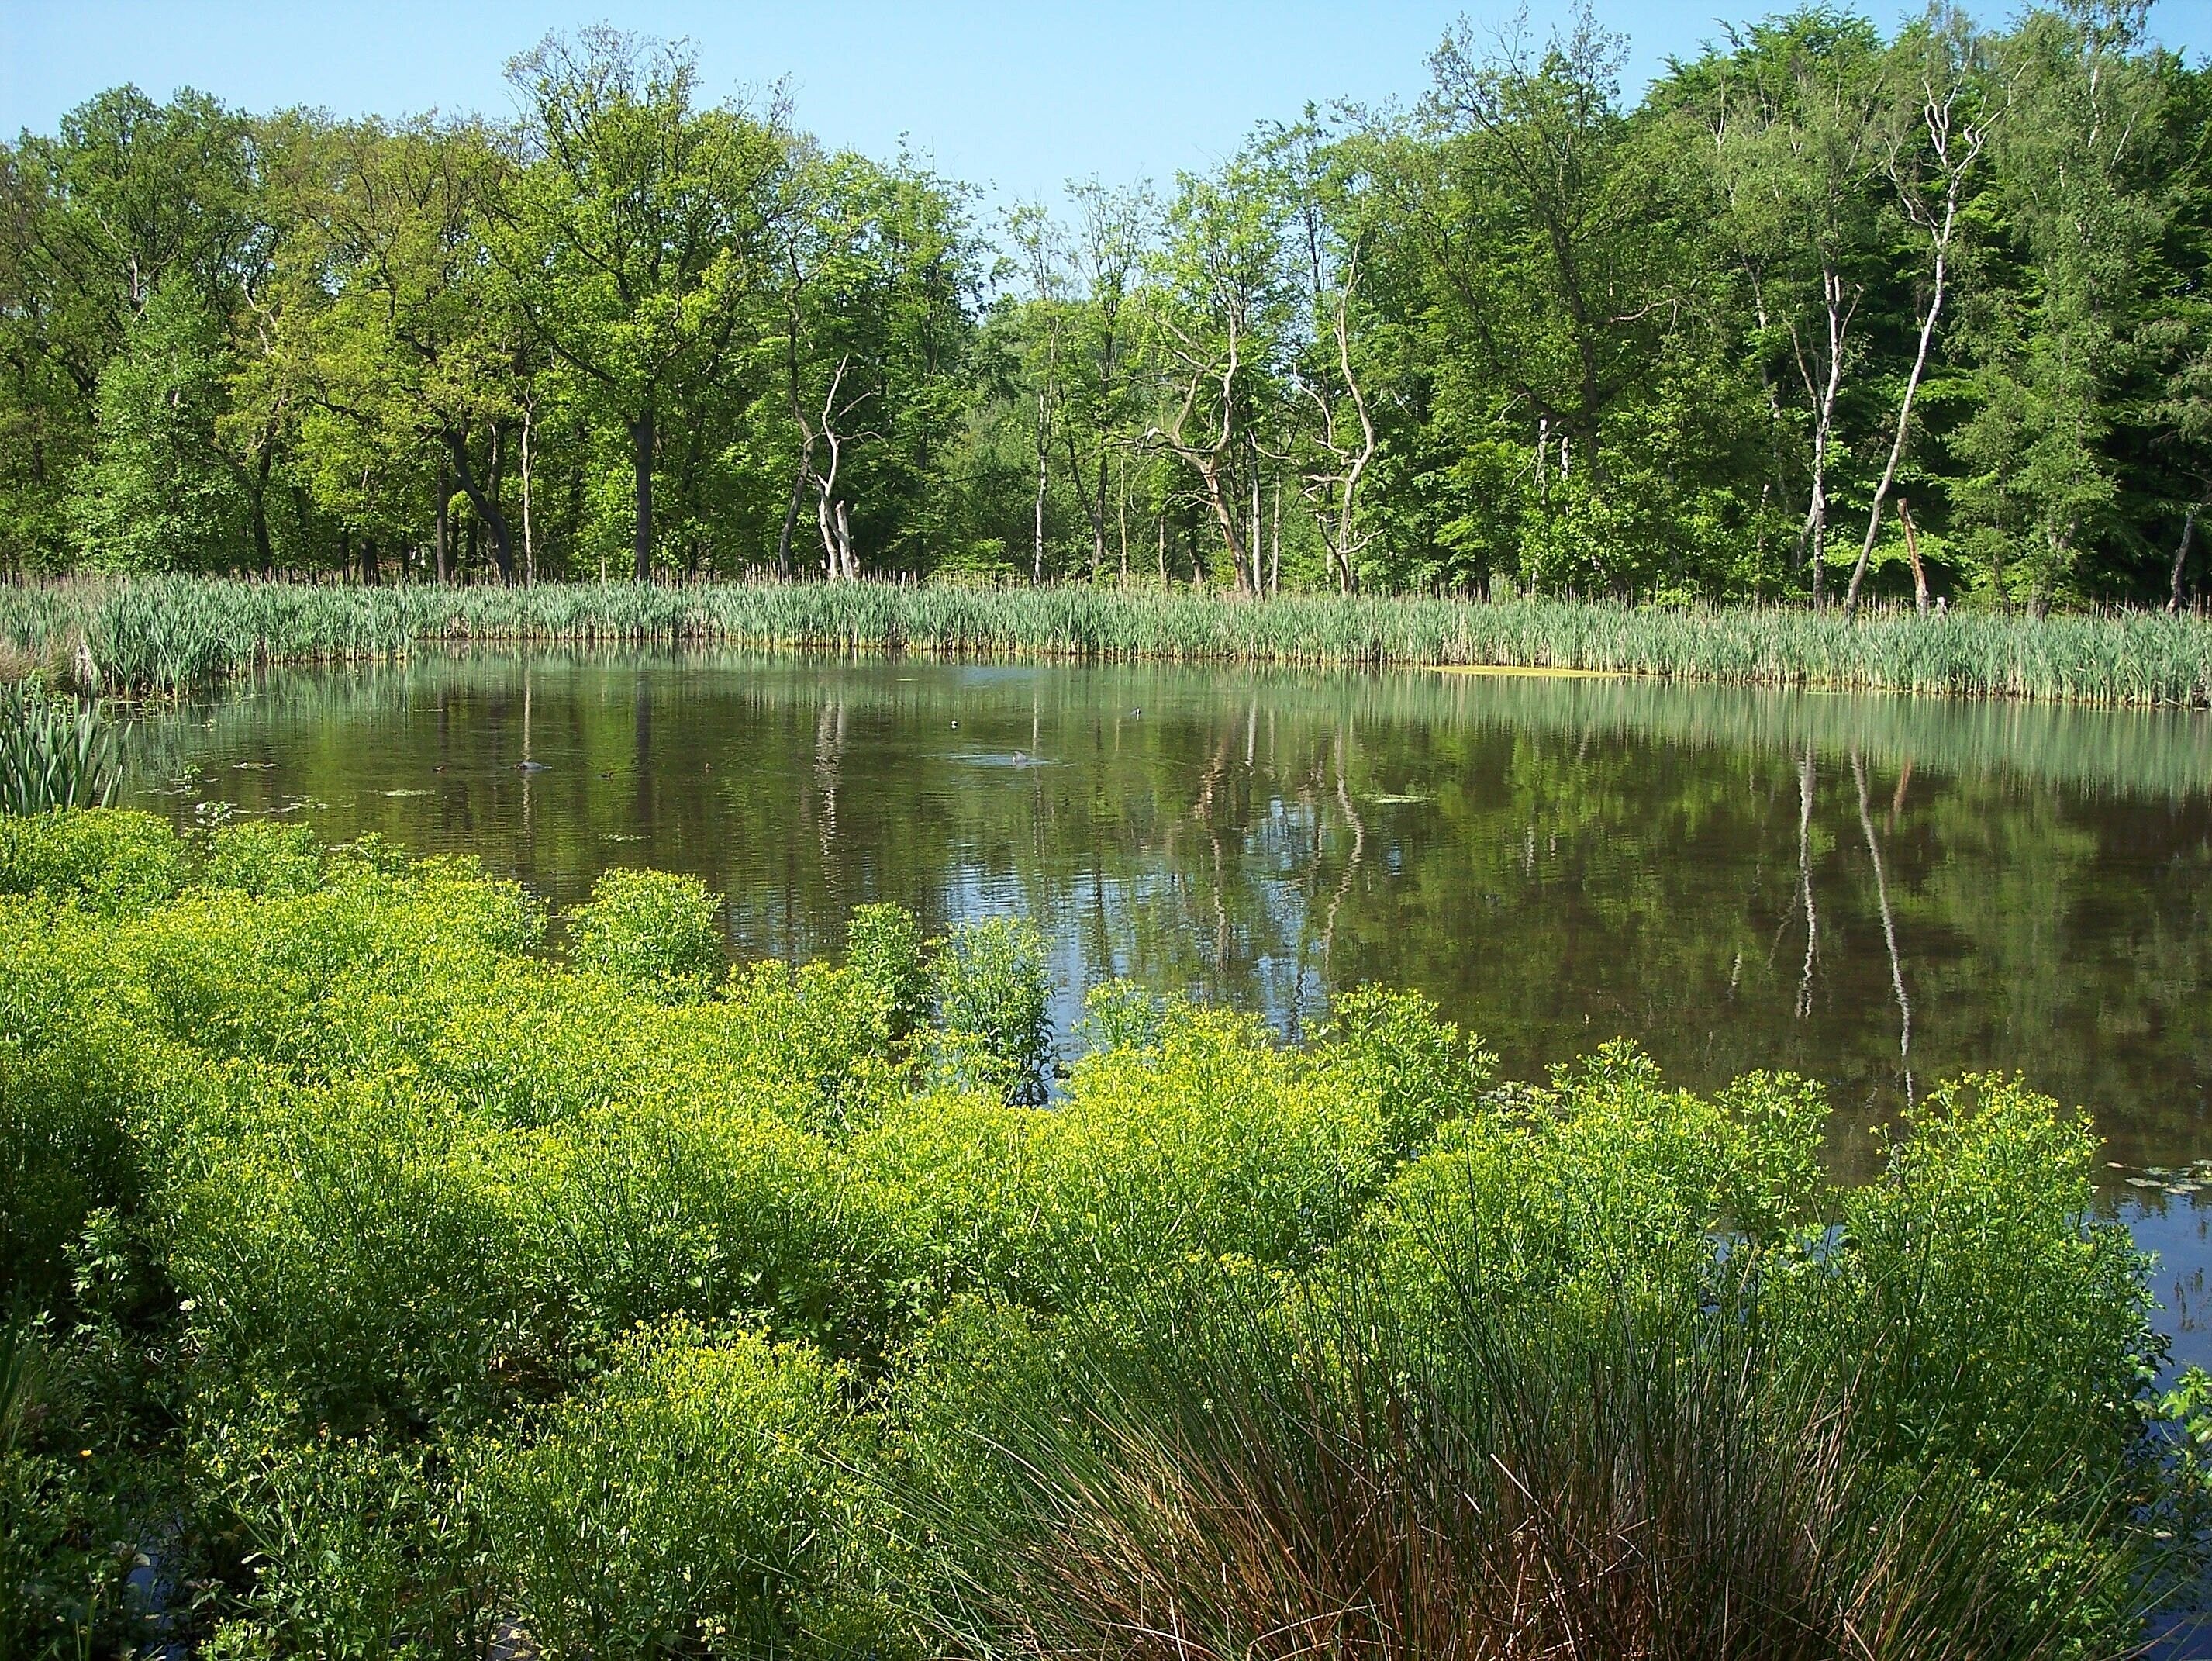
[2,3,2207,609]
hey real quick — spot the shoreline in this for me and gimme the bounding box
[6,575,2212,706]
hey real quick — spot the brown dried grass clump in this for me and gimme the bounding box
[918,1279,2172,1661]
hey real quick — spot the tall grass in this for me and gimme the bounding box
[0,687,124,814]
[918,1272,2182,1661]
[9,575,2212,704]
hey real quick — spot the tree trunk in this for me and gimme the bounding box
[2169,503,2198,613]
[1844,252,1943,618]
[521,400,535,586]
[1899,498,1928,615]
[1249,464,1262,594]
[1185,461,1244,586]
[1274,479,1287,596]
[630,408,655,583]
[1034,415,1048,585]
[1094,451,1110,578]
[252,447,274,575]
[435,456,450,583]
[443,427,516,585]
[1117,453,1130,585]
[775,450,809,581]
[1789,268,1857,608]
[836,500,858,581]
[488,421,510,583]
[361,534,380,586]
[1847,137,1972,618]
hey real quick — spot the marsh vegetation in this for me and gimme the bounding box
[0,809,2207,1656]
[11,575,2212,704]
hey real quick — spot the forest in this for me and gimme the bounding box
[2,2,2208,612]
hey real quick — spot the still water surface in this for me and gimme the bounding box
[128,650,2212,1362]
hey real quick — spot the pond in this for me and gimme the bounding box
[128,648,2212,1366]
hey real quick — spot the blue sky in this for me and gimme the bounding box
[5,1,2209,207]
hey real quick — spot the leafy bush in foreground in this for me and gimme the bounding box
[478,1322,902,1661]
[568,865,724,1001]
[906,1266,2164,1661]
[0,810,2200,1657]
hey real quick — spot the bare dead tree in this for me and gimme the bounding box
[1295,239,1379,594]
[1844,16,2006,616]
[793,354,871,580]
[1149,304,1255,589]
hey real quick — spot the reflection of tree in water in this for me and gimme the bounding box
[1853,750,1914,1106]
[128,647,2212,1174]
[811,692,844,872]
[1795,745,1819,1022]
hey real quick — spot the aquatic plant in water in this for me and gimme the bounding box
[0,686,123,814]
[9,575,2212,704]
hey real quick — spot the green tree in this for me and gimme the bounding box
[1678,12,1890,601]
[0,86,256,571]
[1144,155,1293,592]
[70,275,250,570]
[1948,3,2164,613]
[499,28,791,582]
[272,118,526,582]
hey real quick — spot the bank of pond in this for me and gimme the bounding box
[3,809,2208,1657]
[11,575,2212,706]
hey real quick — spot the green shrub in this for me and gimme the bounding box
[0,1030,145,1317]
[1806,1075,2158,1493]
[1309,983,1496,1159]
[854,1002,1410,1312]
[0,807,181,913]
[195,1420,494,1660]
[199,819,324,899]
[904,1266,2165,1661]
[845,903,927,1045]
[1076,977,1168,1054]
[1354,1041,1827,1337]
[927,916,1053,1104]
[0,813,2191,1656]
[0,1324,142,1660]
[477,1321,905,1661]
[0,903,155,1312]
[164,1073,557,1432]
[568,867,723,1002]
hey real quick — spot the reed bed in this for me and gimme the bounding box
[9,576,2212,704]
[0,687,124,814]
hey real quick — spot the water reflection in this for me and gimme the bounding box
[128,648,2212,1190]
